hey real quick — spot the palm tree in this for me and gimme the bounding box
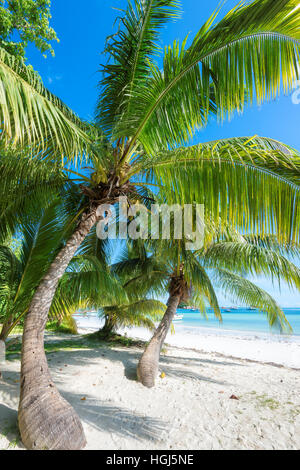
[98,279,166,339]
[0,197,105,343]
[99,242,166,337]
[137,234,300,387]
[0,0,300,450]
[0,200,76,342]
[98,297,164,337]
[55,237,166,338]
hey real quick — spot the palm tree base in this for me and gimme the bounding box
[137,292,182,388]
[18,385,86,450]
[137,365,157,388]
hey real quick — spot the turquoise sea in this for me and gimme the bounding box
[75,307,300,337]
[176,308,300,336]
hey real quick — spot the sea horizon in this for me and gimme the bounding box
[74,307,300,338]
[176,307,300,337]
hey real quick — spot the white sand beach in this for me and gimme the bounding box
[75,315,300,369]
[0,332,299,450]
[119,326,300,369]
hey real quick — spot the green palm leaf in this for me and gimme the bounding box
[97,0,181,135]
[0,245,22,323]
[102,298,165,331]
[145,136,300,244]
[185,257,222,321]
[118,0,300,156]
[213,267,291,332]
[201,239,300,290]
[0,47,90,158]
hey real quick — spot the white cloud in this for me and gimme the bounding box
[47,75,63,85]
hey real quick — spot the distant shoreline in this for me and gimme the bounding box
[75,315,300,369]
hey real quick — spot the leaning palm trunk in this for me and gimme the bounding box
[0,323,11,378]
[0,339,5,378]
[0,320,13,342]
[18,209,100,450]
[100,315,117,337]
[137,293,181,388]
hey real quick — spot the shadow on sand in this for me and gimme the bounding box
[0,338,246,447]
[0,401,21,449]
[0,365,165,445]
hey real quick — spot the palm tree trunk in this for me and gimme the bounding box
[100,315,116,337]
[18,209,100,450]
[0,320,13,341]
[0,322,11,378]
[0,339,5,378]
[137,293,181,388]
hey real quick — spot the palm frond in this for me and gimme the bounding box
[141,136,300,184]
[0,246,21,322]
[146,136,300,244]
[97,0,181,136]
[0,146,71,239]
[184,256,222,321]
[0,47,90,158]
[118,0,300,155]
[243,234,300,259]
[54,254,128,314]
[101,298,165,331]
[201,239,300,291]
[213,267,291,331]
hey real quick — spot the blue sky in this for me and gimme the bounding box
[25,0,300,307]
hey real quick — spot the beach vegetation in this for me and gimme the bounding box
[0,0,58,60]
[136,233,300,387]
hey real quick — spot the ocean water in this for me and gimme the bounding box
[75,307,300,337]
[176,308,300,336]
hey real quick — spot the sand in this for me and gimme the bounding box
[0,332,299,450]
[76,316,300,369]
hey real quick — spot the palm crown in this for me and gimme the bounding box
[0,197,86,339]
[0,0,300,243]
[135,229,300,387]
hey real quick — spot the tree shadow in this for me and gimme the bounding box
[159,354,244,368]
[0,403,22,449]
[0,370,20,402]
[62,391,166,443]
[0,364,166,444]
[48,345,229,386]
[158,365,226,384]
[0,340,234,447]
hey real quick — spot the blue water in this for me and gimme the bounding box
[176,308,300,336]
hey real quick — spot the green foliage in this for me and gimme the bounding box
[0,196,83,337]
[142,139,300,248]
[0,0,58,60]
[0,0,300,243]
[90,330,145,348]
[52,238,166,334]
[0,0,300,342]
[132,227,298,331]
[5,332,147,363]
[110,0,300,155]
[0,245,21,325]
[0,48,91,157]
[0,144,87,243]
[46,319,78,335]
[97,0,181,135]
[6,336,92,360]
[199,232,299,331]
